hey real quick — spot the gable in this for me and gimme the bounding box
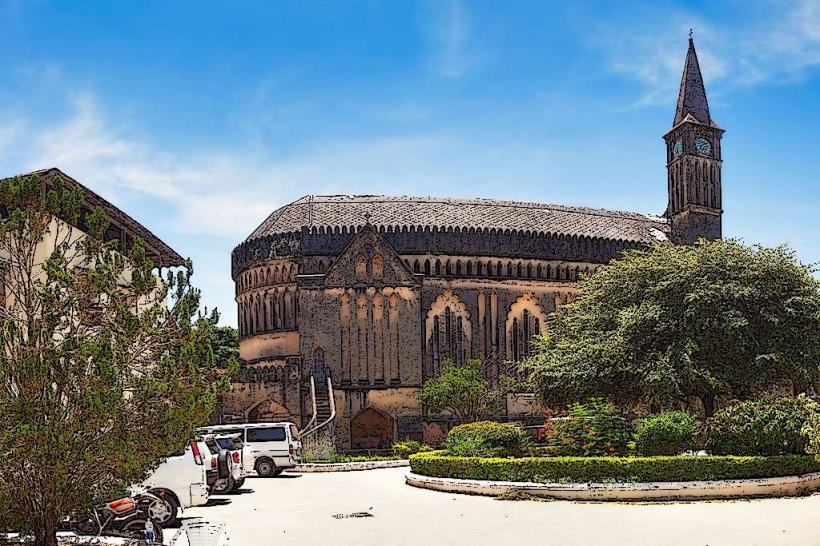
[322,225,419,288]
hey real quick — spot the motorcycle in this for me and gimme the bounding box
[68,489,164,543]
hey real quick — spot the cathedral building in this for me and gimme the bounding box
[219,38,724,450]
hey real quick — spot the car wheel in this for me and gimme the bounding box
[147,493,179,528]
[213,475,235,494]
[255,458,276,477]
[232,477,246,491]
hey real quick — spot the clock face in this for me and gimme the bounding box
[694,137,712,156]
[672,139,683,158]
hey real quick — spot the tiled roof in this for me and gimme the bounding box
[247,195,670,245]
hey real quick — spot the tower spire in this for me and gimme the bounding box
[674,34,711,126]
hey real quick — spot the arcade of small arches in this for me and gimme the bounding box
[237,287,298,337]
[405,257,596,281]
[235,260,298,294]
[235,254,599,339]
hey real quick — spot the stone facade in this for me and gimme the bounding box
[218,38,725,450]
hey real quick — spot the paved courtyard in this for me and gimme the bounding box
[172,467,820,545]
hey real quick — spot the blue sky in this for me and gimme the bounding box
[1,0,819,326]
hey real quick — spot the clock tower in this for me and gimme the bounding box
[664,36,724,244]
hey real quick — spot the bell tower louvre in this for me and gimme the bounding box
[664,34,724,244]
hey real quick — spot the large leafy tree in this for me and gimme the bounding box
[211,325,239,366]
[525,239,820,417]
[419,358,503,424]
[0,174,233,545]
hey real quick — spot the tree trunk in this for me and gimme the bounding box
[35,509,59,546]
[701,394,716,418]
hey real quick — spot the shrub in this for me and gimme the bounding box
[704,395,818,456]
[409,451,820,483]
[634,411,698,456]
[393,439,432,459]
[443,421,534,457]
[302,453,402,463]
[803,410,820,460]
[547,398,631,456]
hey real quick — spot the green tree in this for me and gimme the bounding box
[0,174,233,545]
[419,358,502,424]
[525,239,820,417]
[211,325,239,366]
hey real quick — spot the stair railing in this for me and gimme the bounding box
[302,376,317,435]
[301,376,335,438]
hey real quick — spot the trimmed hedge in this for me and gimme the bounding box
[409,451,820,483]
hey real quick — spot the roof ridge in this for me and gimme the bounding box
[299,194,664,222]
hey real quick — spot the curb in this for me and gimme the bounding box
[292,459,410,473]
[405,471,820,501]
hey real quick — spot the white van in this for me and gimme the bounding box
[139,440,210,527]
[200,422,302,477]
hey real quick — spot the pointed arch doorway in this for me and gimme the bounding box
[350,407,394,449]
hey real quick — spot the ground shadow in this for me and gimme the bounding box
[247,473,302,479]
[227,488,255,495]
[205,498,232,507]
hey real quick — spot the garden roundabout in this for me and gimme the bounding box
[406,453,820,501]
[403,396,820,502]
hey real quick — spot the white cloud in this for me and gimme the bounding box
[5,94,556,242]
[32,94,132,169]
[600,0,820,107]
[427,0,480,78]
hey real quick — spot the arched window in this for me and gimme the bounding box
[424,260,431,275]
[435,260,441,275]
[456,260,462,276]
[512,317,520,361]
[355,254,367,280]
[466,261,472,276]
[507,262,513,277]
[506,294,548,362]
[373,254,384,279]
[516,263,523,277]
[425,290,472,374]
[414,260,420,273]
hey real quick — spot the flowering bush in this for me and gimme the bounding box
[546,398,631,456]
